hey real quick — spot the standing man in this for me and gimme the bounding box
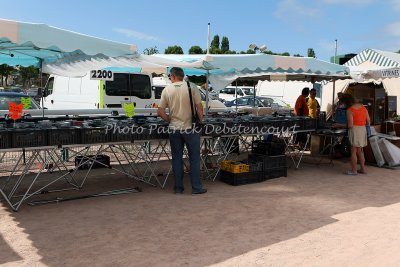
[157,67,207,195]
[334,92,347,124]
[307,88,320,119]
[294,87,310,116]
[293,87,310,147]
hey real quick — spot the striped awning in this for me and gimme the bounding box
[345,49,400,67]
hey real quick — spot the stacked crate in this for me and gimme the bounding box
[219,160,264,186]
[249,139,288,180]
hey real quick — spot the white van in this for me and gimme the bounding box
[42,72,156,109]
[219,86,256,102]
[42,73,225,110]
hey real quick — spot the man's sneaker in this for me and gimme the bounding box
[192,188,207,195]
[174,191,184,194]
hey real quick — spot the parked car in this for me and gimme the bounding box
[218,86,256,102]
[6,87,25,93]
[0,92,41,110]
[224,96,292,114]
[25,87,42,102]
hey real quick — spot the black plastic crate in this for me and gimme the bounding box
[156,125,170,139]
[74,154,111,170]
[219,170,265,186]
[248,154,287,170]
[145,125,169,140]
[135,127,150,141]
[303,118,317,130]
[12,129,47,148]
[81,127,110,144]
[48,128,80,146]
[263,167,288,179]
[251,140,285,156]
[0,130,10,149]
[248,161,263,172]
[291,118,304,131]
[109,127,136,142]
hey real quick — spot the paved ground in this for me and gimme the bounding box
[1,157,400,266]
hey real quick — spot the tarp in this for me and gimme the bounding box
[151,54,350,90]
[42,54,206,77]
[0,18,137,67]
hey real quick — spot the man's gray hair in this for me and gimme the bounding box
[170,67,185,78]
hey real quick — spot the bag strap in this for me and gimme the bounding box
[187,81,196,117]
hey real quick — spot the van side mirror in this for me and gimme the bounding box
[42,88,49,97]
[37,88,42,97]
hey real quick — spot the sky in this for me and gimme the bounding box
[1,0,400,62]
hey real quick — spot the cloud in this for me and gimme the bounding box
[275,0,319,18]
[385,21,400,36]
[113,28,159,41]
[391,0,400,11]
[320,0,374,5]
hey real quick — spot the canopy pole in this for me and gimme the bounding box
[253,80,257,108]
[205,70,209,118]
[332,39,338,118]
[39,59,45,118]
[235,80,238,113]
[204,22,211,118]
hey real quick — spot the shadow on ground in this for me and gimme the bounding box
[0,235,21,264]
[1,158,400,266]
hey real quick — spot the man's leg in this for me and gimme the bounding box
[169,132,185,193]
[182,132,203,192]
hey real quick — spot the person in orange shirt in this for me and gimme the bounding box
[342,94,371,175]
[294,87,310,148]
[294,87,310,116]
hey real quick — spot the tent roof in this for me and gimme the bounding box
[153,54,349,76]
[150,54,350,90]
[345,48,400,68]
[0,18,137,67]
[346,49,400,81]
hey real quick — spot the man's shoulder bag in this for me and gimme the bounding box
[187,81,201,130]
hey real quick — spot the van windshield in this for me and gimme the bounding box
[242,88,254,95]
[106,73,151,99]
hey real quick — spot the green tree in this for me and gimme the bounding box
[221,36,229,52]
[164,45,184,54]
[209,47,222,54]
[0,64,16,86]
[307,48,316,58]
[211,35,220,49]
[19,66,39,88]
[143,46,159,55]
[281,52,290,56]
[293,54,303,57]
[188,46,204,54]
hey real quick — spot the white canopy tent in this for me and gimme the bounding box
[151,54,350,91]
[321,49,400,118]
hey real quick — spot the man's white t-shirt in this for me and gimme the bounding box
[159,81,202,130]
